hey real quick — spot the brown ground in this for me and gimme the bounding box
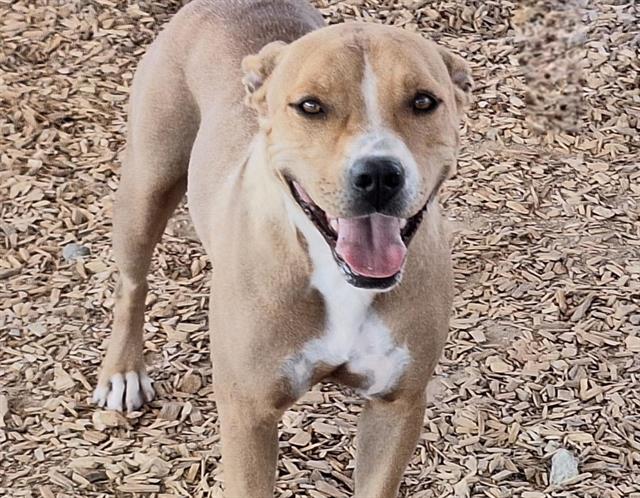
[1,0,639,497]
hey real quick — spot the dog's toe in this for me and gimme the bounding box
[140,372,155,402]
[106,373,126,411]
[92,383,109,408]
[93,371,154,412]
[124,371,155,411]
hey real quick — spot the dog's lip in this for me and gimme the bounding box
[288,180,338,245]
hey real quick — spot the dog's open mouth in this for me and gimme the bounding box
[288,180,428,290]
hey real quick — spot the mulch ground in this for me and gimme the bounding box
[1,0,639,497]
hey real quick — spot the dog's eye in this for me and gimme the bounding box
[412,93,439,113]
[297,99,324,115]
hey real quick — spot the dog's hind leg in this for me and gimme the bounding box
[93,46,199,411]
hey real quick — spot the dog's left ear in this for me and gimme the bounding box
[438,47,473,109]
[242,41,288,113]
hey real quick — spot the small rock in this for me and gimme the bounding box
[550,448,579,485]
[62,243,90,262]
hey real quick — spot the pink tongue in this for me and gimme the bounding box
[335,213,407,278]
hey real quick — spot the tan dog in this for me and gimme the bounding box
[93,0,471,496]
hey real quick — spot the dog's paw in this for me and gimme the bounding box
[93,371,155,412]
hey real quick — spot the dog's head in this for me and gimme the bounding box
[242,23,472,290]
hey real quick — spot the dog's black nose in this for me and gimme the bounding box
[350,157,405,210]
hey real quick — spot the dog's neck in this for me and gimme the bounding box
[238,130,310,261]
[244,131,289,220]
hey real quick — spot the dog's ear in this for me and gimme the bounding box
[438,47,473,109]
[242,41,288,113]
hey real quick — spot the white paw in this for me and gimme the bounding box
[93,371,155,412]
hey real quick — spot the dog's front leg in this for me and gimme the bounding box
[354,392,427,498]
[215,379,287,498]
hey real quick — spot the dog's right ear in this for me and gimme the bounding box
[242,41,288,114]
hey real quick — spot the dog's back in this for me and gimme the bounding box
[173,0,323,98]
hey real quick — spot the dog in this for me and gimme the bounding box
[92,0,472,496]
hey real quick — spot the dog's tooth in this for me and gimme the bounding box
[330,218,339,232]
[400,219,408,229]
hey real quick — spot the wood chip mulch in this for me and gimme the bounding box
[1,0,639,497]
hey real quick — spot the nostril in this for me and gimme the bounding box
[354,173,375,191]
[382,171,403,190]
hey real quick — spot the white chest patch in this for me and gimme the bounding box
[282,198,411,399]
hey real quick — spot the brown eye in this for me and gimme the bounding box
[413,93,439,113]
[297,99,324,115]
